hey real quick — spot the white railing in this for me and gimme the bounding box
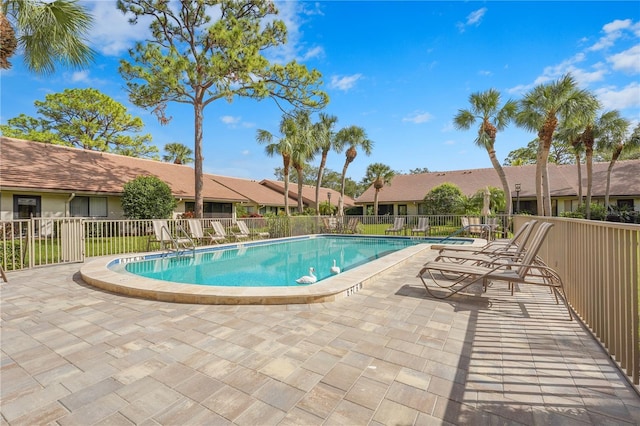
[514,215,639,386]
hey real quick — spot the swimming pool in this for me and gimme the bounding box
[119,235,436,287]
[80,234,475,305]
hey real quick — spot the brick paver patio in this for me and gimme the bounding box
[2,252,639,425]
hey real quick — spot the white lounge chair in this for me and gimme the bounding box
[385,217,405,235]
[148,220,194,251]
[187,219,225,245]
[237,220,269,239]
[211,221,248,242]
[411,217,430,236]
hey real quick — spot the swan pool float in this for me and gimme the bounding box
[296,267,317,284]
[330,259,341,275]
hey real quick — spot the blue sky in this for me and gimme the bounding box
[1,1,639,183]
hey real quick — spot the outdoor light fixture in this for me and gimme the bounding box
[515,183,521,213]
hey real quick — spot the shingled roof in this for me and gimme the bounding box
[0,137,245,202]
[356,161,640,204]
[0,137,352,207]
[210,174,297,206]
[260,179,355,208]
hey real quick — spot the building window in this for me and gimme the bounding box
[417,203,428,215]
[13,195,41,219]
[617,199,634,209]
[397,205,408,215]
[70,196,107,217]
[185,202,233,217]
[377,204,393,215]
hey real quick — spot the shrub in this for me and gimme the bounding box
[0,241,23,270]
[121,176,177,219]
[423,183,466,215]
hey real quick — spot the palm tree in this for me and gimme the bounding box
[577,107,607,220]
[516,74,599,216]
[362,163,395,215]
[453,89,517,215]
[334,126,373,216]
[256,116,296,216]
[595,112,633,209]
[1,0,94,75]
[289,110,317,213]
[163,142,193,164]
[312,113,338,213]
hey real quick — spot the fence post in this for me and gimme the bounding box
[27,219,34,269]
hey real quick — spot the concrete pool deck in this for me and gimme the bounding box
[2,249,639,425]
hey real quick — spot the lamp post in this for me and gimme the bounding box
[515,183,521,214]
[327,192,332,215]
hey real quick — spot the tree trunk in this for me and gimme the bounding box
[585,146,593,219]
[374,190,379,216]
[339,161,349,217]
[535,141,545,216]
[605,149,622,208]
[315,150,328,213]
[297,167,304,213]
[487,146,511,215]
[194,102,204,218]
[575,152,583,205]
[283,156,290,216]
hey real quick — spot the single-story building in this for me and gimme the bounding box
[355,160,640,216]
[0,137,354,220]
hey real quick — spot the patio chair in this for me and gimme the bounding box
[411,217,431,236]
[385,217,405,235]
[417,222,572,320]
[212,221,248,242]
[186,219,225,245]
[434,220,538,257]
[148,220,194,251]
[345,218,361,234]
[237,220,269,240]
[434,221,538,266]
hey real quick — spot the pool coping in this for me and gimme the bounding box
[80,235,481,305]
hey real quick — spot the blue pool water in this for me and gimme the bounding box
[119,235,469,287]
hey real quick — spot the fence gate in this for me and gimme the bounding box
[60,219,84,263]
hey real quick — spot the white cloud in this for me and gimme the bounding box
[466,8,487,26]
[457,7,487,33]
[509,52,609,94]
[221,115,255,129]
[302,46,325,61]
[86,1,152,56]
[444,140,455,145]
[268,2,324,64]
[607,45,640,74]
[402,111,433,124]
[221,116,241,125]
[70,70,91,83]
[241,150,250,156]
[589,19,632,51]
[329,74,362,91]
[594,82,640,110]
